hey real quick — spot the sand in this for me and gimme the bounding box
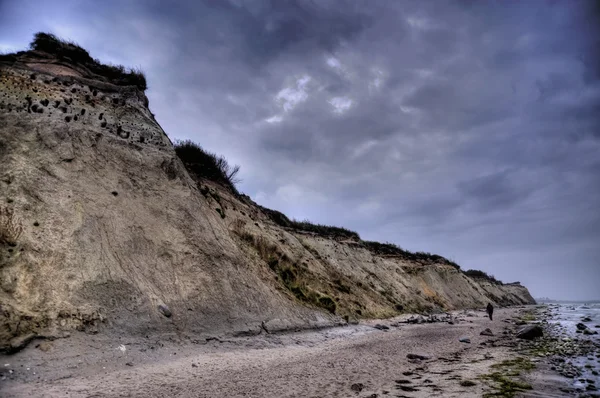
[0,306,575,398]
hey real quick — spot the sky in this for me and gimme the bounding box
[1,0,599,301]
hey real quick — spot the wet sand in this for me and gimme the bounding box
[1,306,585,398]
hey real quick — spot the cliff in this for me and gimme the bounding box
[0,34,535,353]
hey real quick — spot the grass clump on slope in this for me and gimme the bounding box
[174,140,241,194]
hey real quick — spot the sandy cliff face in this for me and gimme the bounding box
[0,50,534,352]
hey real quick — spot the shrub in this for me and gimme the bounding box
[361,241,461,270]
[28,32,147,90]
[0,207,22,245]
[463,269,503,284]
[174,140,240,193]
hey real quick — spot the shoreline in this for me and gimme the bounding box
[523,304,600,397]
[1,305,596,397]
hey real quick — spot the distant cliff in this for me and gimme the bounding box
[0,33,535,353]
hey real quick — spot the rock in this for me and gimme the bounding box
[459,337,471,343]
[577,323,588,330]
[125,362,133,366]
[583,329,598,335]
[407,353,431,360]
[406,316,426,324]
[374,324,389,330]
[8,333,38,354]
[516,325,543,340]
[35,341,53,352]
[232,326,262,337]
[192,363,198,368]
[480,328,494,336]
[581,317,592,322]
[158,304,172,318]
[398,385,419,392]
[350,383,364,392]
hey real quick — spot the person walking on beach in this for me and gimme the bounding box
[486,303,494,320]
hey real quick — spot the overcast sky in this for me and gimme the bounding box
[1,0,599,301]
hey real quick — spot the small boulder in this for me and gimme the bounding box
[459,337,471,344]
[480,328,494,336]
[350,383,364,392]
[516,325,543,340]
[576,323,588,330]
[583,329,598,335]
[158,304,172,318]
[581,316,592,322]
[407,353,431,360]
[374,324,390,330]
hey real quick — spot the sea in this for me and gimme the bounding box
[542,301,600,393]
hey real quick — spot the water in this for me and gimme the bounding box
[544,301,600,393]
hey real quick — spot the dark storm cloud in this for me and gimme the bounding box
[1,0,600,300]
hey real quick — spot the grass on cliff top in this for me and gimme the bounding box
[27,32,147,90]
[463,269,503,284]
[249,201,464,269]
[361,240,462,270]
[174,140,240,194]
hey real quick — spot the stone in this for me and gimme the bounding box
[350,383,364,392]
[8,333,37,354]
[516,325,543,340]
[480,328,494,336]
[374,324,390,330]
[158,304,172,318]
[459,337,471,343]
[577,323,588,330]
[407,353,431,360]
[583,329,598,335]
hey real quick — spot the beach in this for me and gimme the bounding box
[3,305,598,397]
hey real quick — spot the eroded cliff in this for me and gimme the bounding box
[0,37,535,353]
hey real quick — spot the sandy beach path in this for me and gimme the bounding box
[1,307,542,398]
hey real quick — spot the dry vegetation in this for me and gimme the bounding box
[230,218,337,314]
[174,140,240,194]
